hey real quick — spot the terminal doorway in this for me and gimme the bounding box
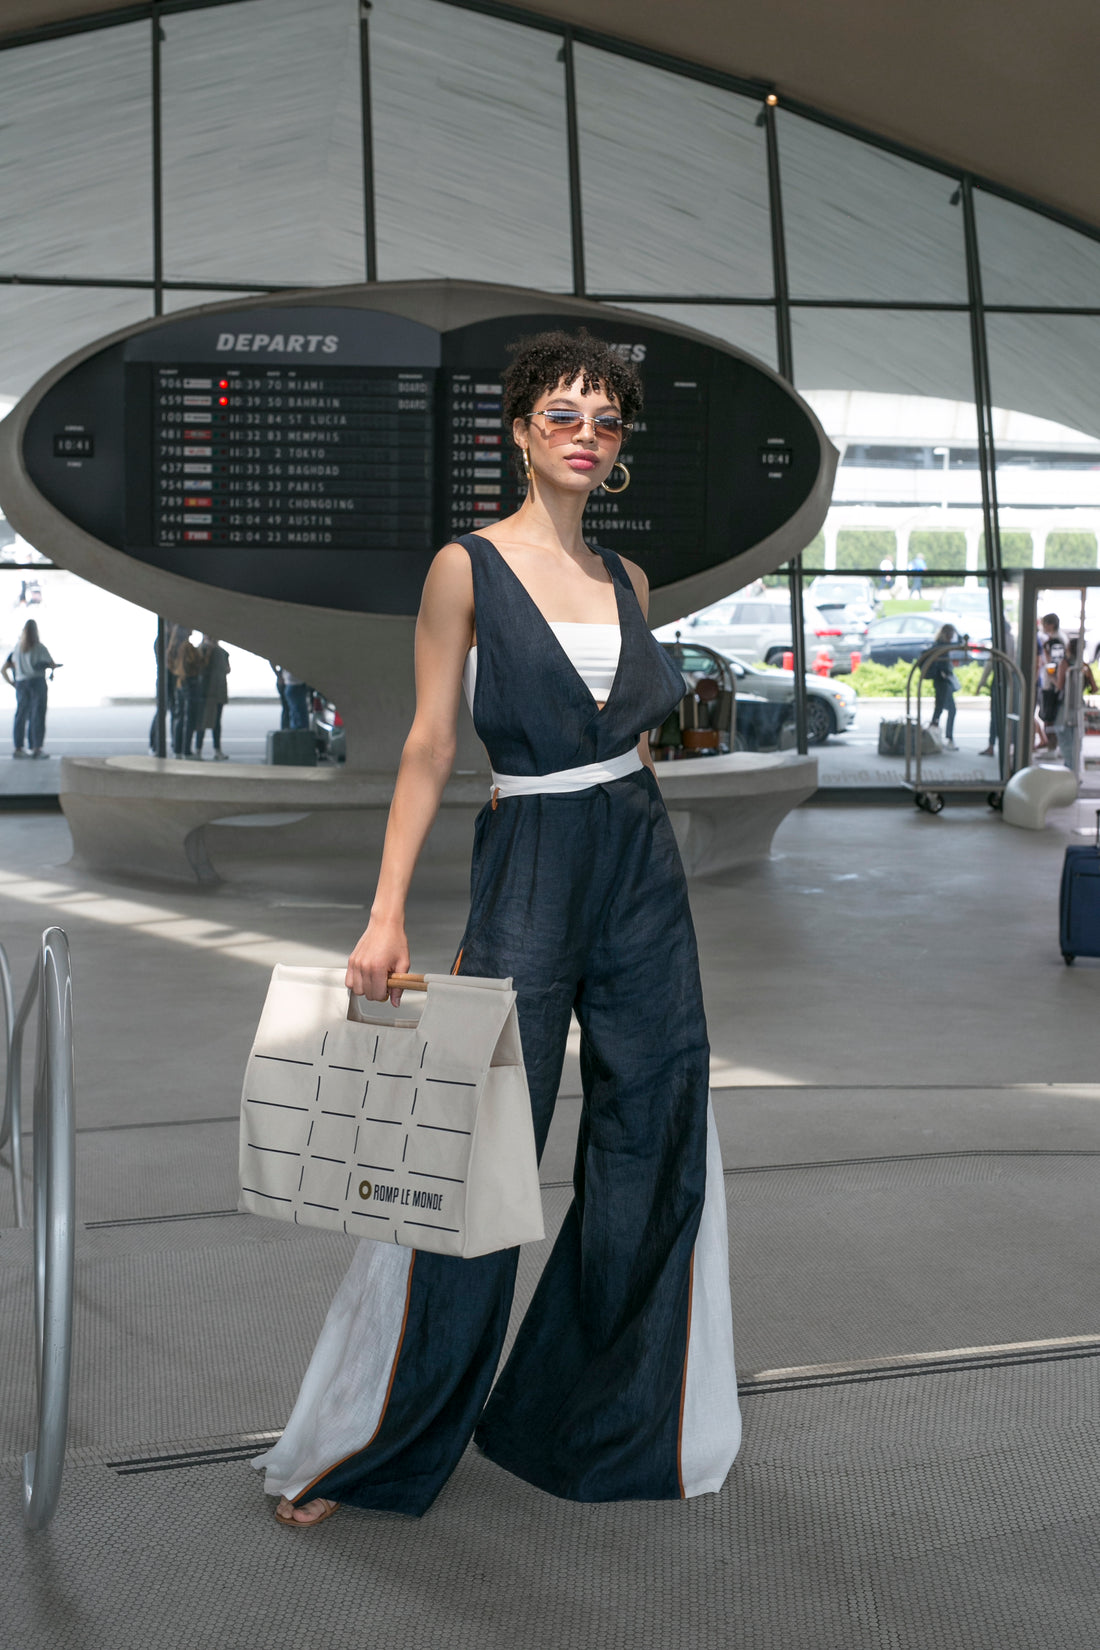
[1017,570,1100,795]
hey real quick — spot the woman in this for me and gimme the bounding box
[1,619,59,759]
[925,623,960,750]
[257,330,740,1526]
[195,637,230,760]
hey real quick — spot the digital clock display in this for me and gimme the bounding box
[53,431,94,459]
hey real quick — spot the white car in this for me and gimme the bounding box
[654,591,863,672]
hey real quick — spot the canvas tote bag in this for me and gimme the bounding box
[239,965,544,1258]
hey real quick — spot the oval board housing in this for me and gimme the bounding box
[9,284,835,623]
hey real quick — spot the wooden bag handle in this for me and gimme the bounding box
[385,972,428,992]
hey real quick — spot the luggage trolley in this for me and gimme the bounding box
[903,642,1026,814]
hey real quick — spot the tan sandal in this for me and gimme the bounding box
[274,1496,339,1528]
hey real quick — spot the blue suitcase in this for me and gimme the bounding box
[1059,811,1100,963]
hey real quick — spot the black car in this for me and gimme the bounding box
[864,613,972,666]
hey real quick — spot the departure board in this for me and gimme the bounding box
[443,373,518,539]
[441,370,708,561]
[152,365,434,551]
[20,294,830,615]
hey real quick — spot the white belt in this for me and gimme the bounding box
[490,747,642,800]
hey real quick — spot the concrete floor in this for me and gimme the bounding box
[2,795,1099,1647]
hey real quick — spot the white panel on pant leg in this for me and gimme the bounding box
[680,1098,741,1497]
[253,1239,412,1500]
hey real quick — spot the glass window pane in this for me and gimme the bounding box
[793,309,976,402]
[371,0,572,289]
[792,309,991,786]
[779,114,967,302]
[0,287,153,402]
[977,191,1100,307]
[162,0,365,285]
[986,315,1100,444]
[162,289,263,314]
[986,314,1100,579]
[575,48,772,297]
[620,303,778,370]
[0,24,152,279]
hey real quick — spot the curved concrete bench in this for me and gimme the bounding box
[1001,763,1078,830]
[655,752,818,876]
[59,751,817,884]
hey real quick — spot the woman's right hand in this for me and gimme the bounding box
[346,915,410,1005]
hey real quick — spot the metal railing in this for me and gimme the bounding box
[0,928,75,1530]
[0,941,20,1226]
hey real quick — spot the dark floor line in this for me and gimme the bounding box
[710,1082,1100,1091]
[84,1208,241,1230]
[108,1437,279,1468]
[114,1450,264,1475]
[723,1148,1100,1176]
[739,1343,1100,1396]
[106,1344,1100,1476]
[542,1148,1100,1191]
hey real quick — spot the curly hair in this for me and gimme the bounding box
[501,328,644,427]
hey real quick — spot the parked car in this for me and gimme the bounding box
[930,586,995,645]
[659,642,858,746]
[806,576,879,636]
[310,692,346,763]
[653,591,864,673]
[863,612,987,665]
[725,653,858,745]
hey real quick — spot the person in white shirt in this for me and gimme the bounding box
[1,619,59,759]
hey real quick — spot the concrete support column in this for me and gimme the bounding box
[823,521,839,571]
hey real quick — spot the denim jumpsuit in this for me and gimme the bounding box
[276,533,739,1514]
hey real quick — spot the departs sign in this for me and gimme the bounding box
[7,284,836,619]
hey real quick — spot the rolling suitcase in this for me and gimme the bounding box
[265,728,317,766]
[1059,810,1100,963]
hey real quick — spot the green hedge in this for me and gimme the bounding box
[907,530,966,571]
[848,659,987,697]
[837,529,895,571]
[1045,531,1098,570]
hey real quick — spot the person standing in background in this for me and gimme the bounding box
[1053,636,1096,778]
[923,622,961,750]
[1,619,59,759]
[195,637,231,761]
[278,667,310,731]
[909,551,927,597]
[170,629,207,758]
[1037,614,1066,754]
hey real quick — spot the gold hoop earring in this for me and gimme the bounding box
[602,461,630,495]
[521,446,532,484]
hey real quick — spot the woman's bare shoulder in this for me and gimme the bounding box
[616,554,650,612]
[420,541,475,612]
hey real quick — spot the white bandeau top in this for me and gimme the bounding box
[463,622,621,714]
